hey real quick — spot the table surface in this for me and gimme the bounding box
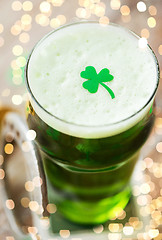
[0,0,162,239]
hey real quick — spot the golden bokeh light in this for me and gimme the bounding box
[0,155,4,165]
[21,197,30,208]
[46,203,57,214]
[6,237,15,240]
[5,133,14,143]
[148,5,157,16]
[120,5,130,16]
[0,37,4,47]
[11,60,19,70]
[140,183,151,194]
[28,227,38,235]
[76,8,91,19]
[16,56,26,67]
[21,14,32,25]
[35,14,49,26]
[0,24,4,33]
[148,229,159,238]
[19,32,30,43]
[11,24,21,36]
[50,18,60,28]
[94,4,105,17]
[0,169,5,180]
[93,224,104,234]
[116,210,126,220]
[156,142,162,153]
[22,1,33,11]
[33,176,42,187]
[147,17,156,28]
[6,199,15,210]
[99,16,109,25]
[22,141,31,152]
[40,1,51,13]
[57,15,66,25]
[26,129,36,140]
[141,28,150,39]
[59,230,70,238]
[123,226,134,235]
[12,45,23,56]
[51,0,64,7]
[158,45,162,55]
[4,143,14,154]
[25,181,35,192]
[109,223,122,232]
[137,1,146,12]
[29,201,39,212]
[12,95,23,105]
[12,1,22,11]
[110,0,121,10]
[108,233,122,240]
[21,24,32,32]
[144,157,153,169]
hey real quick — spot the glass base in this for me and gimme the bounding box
[48,184,131,225]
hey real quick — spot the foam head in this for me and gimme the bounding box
[27,22,159,138]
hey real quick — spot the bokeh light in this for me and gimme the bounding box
[158,45,162,55]
[0,24,4,33]
[22,1,33,11]
[29,201,39,212]
[110,0,121,10]
[12,1,22,11]
[12,95,23,105]
[59,230,70,238]
[4,143,14,154]
[28,227,38,235]
[93,224,104,233]
[0,37,4,47]
[6,199,15,210]
[46,203,57,214]
[147,17,156,28]
[0,169,5,180]
[137,1,146,12]
[120,5,130,16]
[99,16,109,25]
[141,28,150,39]
[40,1,51,13]
[0,155,4,165]
[25,181,34,192]
[12,45,23,56]
[148,5,157,16]
[26,129,36,140]
[19,32,30,43]
[21,197,30,208]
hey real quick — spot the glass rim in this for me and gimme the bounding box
[25,20,160,129]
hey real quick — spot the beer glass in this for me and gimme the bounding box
[25,22,159,225]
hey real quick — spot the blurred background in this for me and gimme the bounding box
[0,0,162,239]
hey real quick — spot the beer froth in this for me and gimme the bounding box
[27,22,158,138]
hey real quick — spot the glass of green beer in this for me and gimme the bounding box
[25,21,159,225]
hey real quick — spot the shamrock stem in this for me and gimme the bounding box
[100,82,115,99]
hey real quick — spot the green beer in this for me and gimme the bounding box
[25,22,159,224]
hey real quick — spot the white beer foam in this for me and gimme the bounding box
[27,23,158,138]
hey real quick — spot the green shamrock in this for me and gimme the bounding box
[80,66,115,99]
